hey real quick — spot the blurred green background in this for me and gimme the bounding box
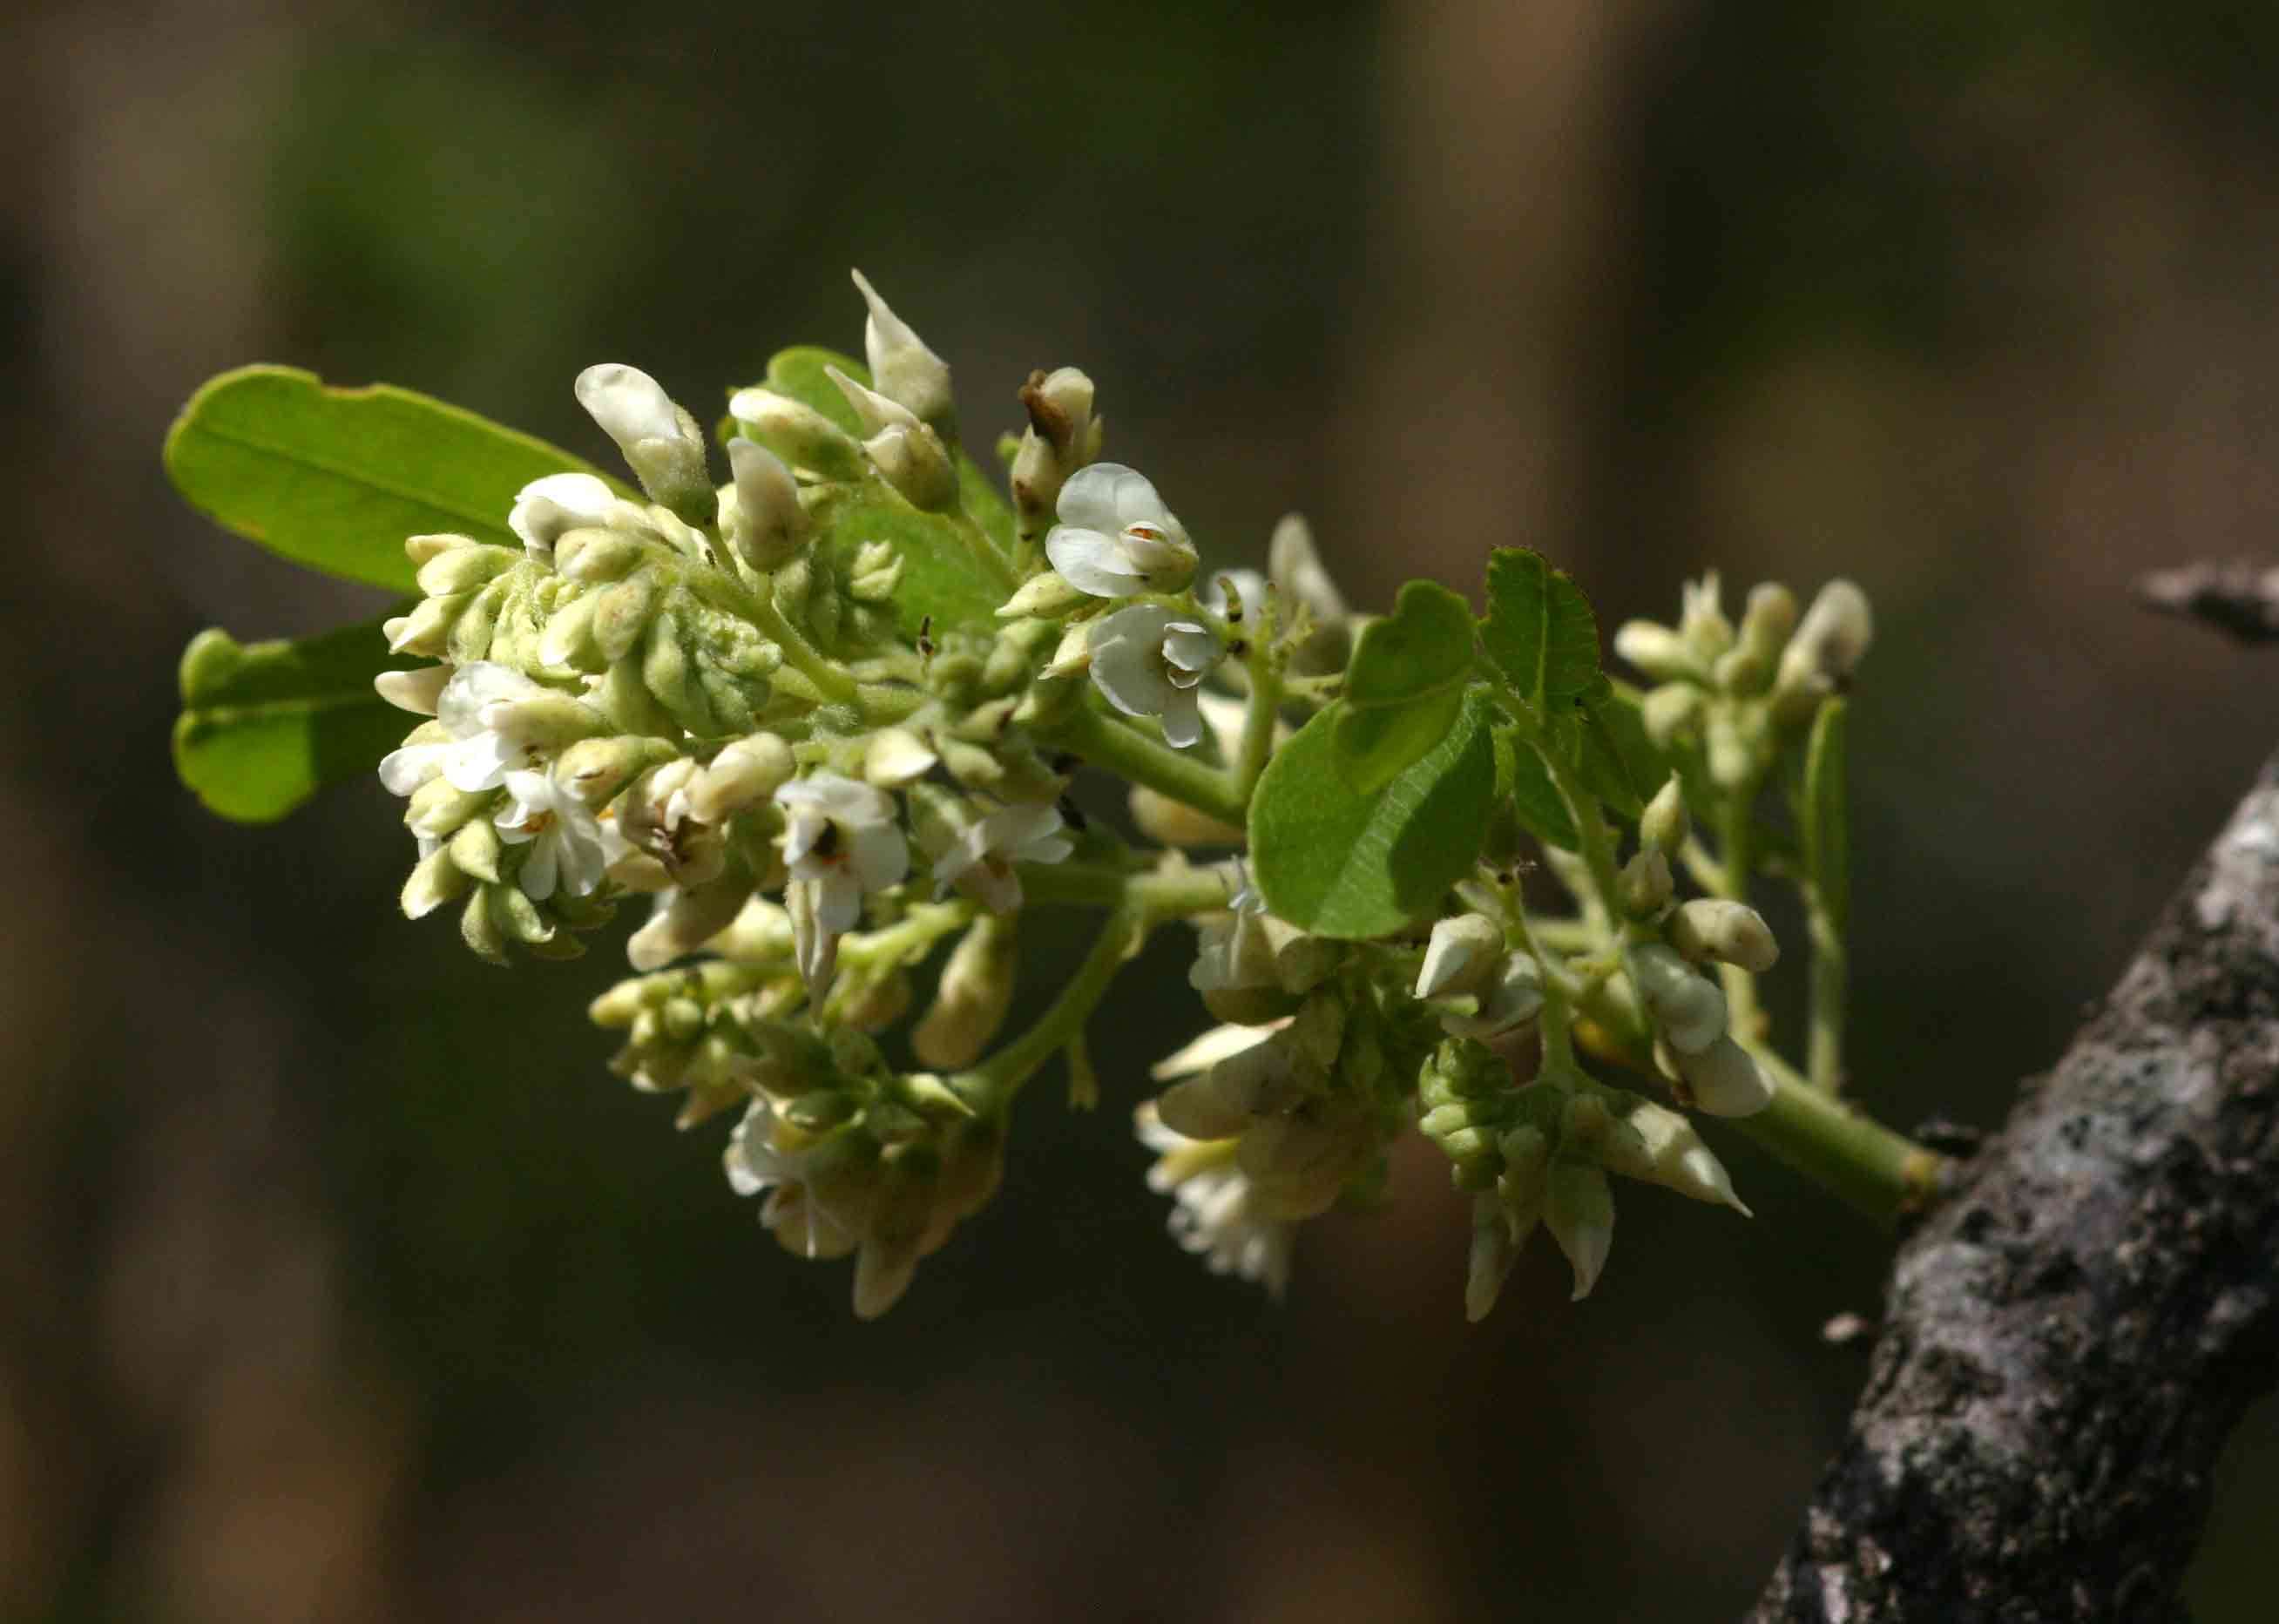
[8,1,2279,1617]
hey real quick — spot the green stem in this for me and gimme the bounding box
[1016,860,1234,920]
[1807,899,1846,1093]
[1572,979,1942,1227]
[1045,700,1248,830]
[967,908,1143,1104]
[1234,633,1281,803]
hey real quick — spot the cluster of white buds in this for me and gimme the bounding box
[1618,574,1872,788]
[1417,1041,1749,1316]
[1412,914,1546,1044]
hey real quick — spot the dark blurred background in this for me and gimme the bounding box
[9,1,2279,1618]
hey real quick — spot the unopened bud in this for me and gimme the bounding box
[402,845,471,919]
[1130,786,1244,848]
[575,363,712,522]
[726,438,810,571]
[1629,943,1728,1054]
[1722,581,1799,695]
[405,775,490,841]
[727,387,867,482]
[1640,683,1705,747]
[1673,1035,1775,1117]
[375,666,450,716]
[1021,366,1095,457]
[690,734,794,822]
[1775,580,1874,712]
[592,570,661,665]
[554,734,669,807]
[1613,620,1699,683]
[416,545,516,598]
[386,593,468,657]
[1599,1098,1751,1215]
[508,474,618,565]
[864,727,938,788]
[1416,913,1504,1001]
[1669,898,1779,973]
[448,815,503,883]
[1545,1161,1615,1301]
[913,915,1018,1070]
[846,539,903,602]
[863,422,958,511]
[1640,776,1687,853]
[538,593,603,671]
[851,269,954,430]
[554,528,650,583]
[997,572,1089,619]
[1679,573,1734,662]
[1439,953,1545,1042]
[1618,849,1674,918]
[1465,1193,1525,1322]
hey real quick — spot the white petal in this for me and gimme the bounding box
[1149,1020,1282,1082]
[520,831,561,900]
[1045,527,1148,599]
[782,808,830,870]
[1162,621,1220,675]
[980,802,1062,853]
[1056,463,1168,535]
[815,870,863,935]
[849,821,910,891]
[441,731,519,794]
[1019,834,1073,866]
[575,363,685,450]
[509,473,616,558]
[439,662,545,737]
[377,741,451,797]
[375,666,450,715]
[1160,687,1203,749]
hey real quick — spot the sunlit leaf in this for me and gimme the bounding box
[166,365,610,593]
[174,617,413,822]
[1480,548,1607,717]
[1251,690,1498,939]
[1333,579,1478,792]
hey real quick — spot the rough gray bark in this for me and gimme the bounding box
[1750,752,2279,1621]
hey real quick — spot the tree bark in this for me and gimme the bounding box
[1750,750,2279,1621]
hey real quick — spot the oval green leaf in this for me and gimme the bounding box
[1481,547,1608,717]
[166,366,612,594]
[1251,689,1498,939]
[1333,579,1478,792]
[175,617,416,822]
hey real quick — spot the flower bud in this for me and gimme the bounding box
[846,539,903,603]
[405,531,479,565]
[997,572,1089,619]
[1465,1192,1525,1322]
[626,875,754,971]
[690,734,795,822]
[375,666,450,716]
[707,897,796,965]
[1158,1037,1300,1141]
[1679,573,1734,662]
[538,593,604,671]
[1239,1103,1376,1221]
[1720,581,1798,695]
[1613,620,1699,683]
[402,845,471,919]
[1497,1124,1552,1210]
[1640,683,1705,747]
[1599,1098,1751,1215]
[850,268,954,430]
[1439,953,1546,1042]
[459,885,509,963]
[1130,786,1245,848]
[1672,1035,1775,1117]
[554,529,650,584]
[1416,913,1504,1001]
[1628,943,1728,1054]
[826,365,921,436]
[416,545,516,598]
[1780,579,1873,691]
[592,571,662,665]
[1669,898,1779,974]
[726,438,810,571]
[863,727,938,788]
[727,387,867,482]
[1618,849,1674,918]
[1021,366,1095,459]
[863,422,958,511]
[913,915,1018,1069]
[1640,775,1687,854]
[405,775,490,841]
[448,815,504,883]
[1545,1160,1615,1301]
[386,593,469,657]
[576,363,712,522]
[508,474,618,565]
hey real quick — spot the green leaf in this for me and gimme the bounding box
[1573,691,1669,820]
[1251,689,1498,939]
[810,486,1009,639]
[1501,731,1579,851]
[1479,548,1608,717]
[1332,580,1478,792]
[1802,698,1850,929]
[165,365,612,594]
[174,617,415,822]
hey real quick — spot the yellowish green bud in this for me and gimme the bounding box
[1669,898,1779,973]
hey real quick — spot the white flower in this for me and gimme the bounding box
[1088,604,1220,748]
[1415,914,1505,1001]
[1200,567,1267,621]
[1148,1018,1285,1084]
[374,665,450,715]
[492,768,632,901]
[725,1098,860,1261]
[508,472,617,564]
[1135,1103,1296,1298]
[775,774,910,988]
[377,662,593,797]
[1044,463,1197,598]
[930,802,1072,914]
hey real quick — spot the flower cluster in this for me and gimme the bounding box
[219,264,1896,1321]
